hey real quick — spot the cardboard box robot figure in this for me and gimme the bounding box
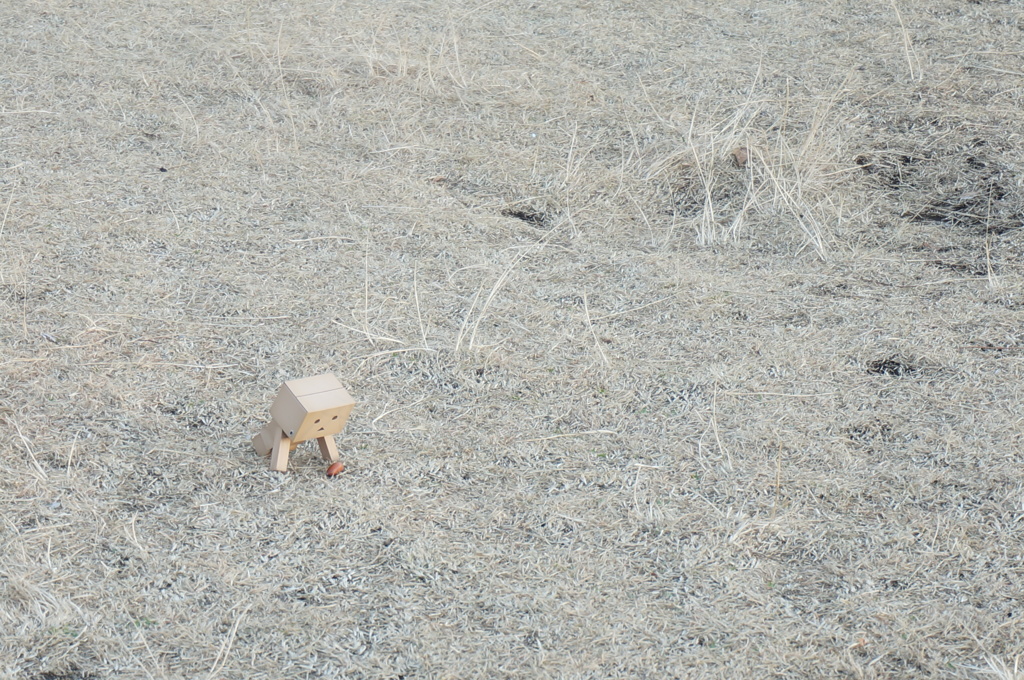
[253,374,355,473]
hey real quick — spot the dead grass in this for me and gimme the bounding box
[2,1,1023,678]
[645,78,851,258]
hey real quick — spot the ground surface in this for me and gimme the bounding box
[2,1,1023,678]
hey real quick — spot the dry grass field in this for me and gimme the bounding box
[2,1,1024,678]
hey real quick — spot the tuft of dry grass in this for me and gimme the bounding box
[645,79,853,259]
[2,1,1024,678]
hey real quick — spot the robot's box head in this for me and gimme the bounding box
[270,374,355,442]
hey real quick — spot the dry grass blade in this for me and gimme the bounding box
[891,0,923,82]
